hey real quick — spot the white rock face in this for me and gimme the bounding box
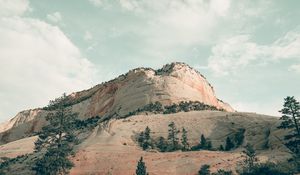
[0,62,234,144]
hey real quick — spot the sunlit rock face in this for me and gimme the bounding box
[0,62,233,144]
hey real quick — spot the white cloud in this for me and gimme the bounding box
[289,64,300,73]
[84,30,93,41]
[0,1,96,122]
[47,12,62,23]
[208,30,300,76]
[0,0,29,17]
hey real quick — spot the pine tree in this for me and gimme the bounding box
[157,136,167,152]
[167,122,180,151]
[136,157,148,175]
[278,96,300,155]
[200,134,208,149]
[198,164,210,175]
[181,127,189,151]
[142,126,152,150]
[33,93,79,175]
[225,137,234,151]
[243,144,257,171]
[219,145,224,151]
[138,131,145,148]
[206,140,212,150]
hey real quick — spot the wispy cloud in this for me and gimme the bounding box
[208,29,300,76]
[0,0,96,122]
[47,12,62,23]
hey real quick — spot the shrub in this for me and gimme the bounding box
[199,164,210,175]
[225,137,235,151]
[240,163,290,175]
[212,169,233,175]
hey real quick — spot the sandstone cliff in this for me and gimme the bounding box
[0,62,233,144]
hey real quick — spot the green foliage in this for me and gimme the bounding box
[137,126,153,150]
[233,128,245,147]
[181,127,190,151]
[219,145,224,151]
[125,101,222,118]
[225,137,235,151]
[0,155,29,174]
[191,134,213,151]
[156,136,168,152]
[75,116,100,130]
[143,126,152,150]
[211,169,233,175]
[278,96,300,155]
[243,144,257,171]
[240,163,290,175]
[167,122,181,151]
[33,93,79,175]
[199,164,210,175]
[136,157,148,175]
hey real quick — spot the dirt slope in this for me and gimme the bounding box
[0,111,289,175]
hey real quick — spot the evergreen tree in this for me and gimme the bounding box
[157,136,167,152]
[33,93,79,175]
[243,144,257,172]
[225,137,234,151]
[138,132,145,148]
[206,140,212,150]
[199,164,210,175]
[136,157,148,175]
[142,126,152,150]
[212,169,233,175]
[200,134,207,149]
[167,122,180,151]
[181,127,190,151]
[219,145,224,151]
[278,96,300,155]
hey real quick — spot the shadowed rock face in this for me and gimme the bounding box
[0,62,233,144]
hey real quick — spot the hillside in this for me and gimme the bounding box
[0,62,233,145]
[0,111,291,174]
[0,62,294,175]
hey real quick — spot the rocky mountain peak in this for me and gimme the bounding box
[0,62,234,144]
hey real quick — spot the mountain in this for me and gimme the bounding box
[0,62,291,175]
[0,62,233,144]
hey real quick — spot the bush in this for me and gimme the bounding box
[212,169,233,175]
[240,163,290,175]
[233,128,245,147]
[225,137,235,151]
[199,164,210,175]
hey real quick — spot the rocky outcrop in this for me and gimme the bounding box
[0,62,234,144]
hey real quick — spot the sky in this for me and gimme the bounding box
[0,0,300,122]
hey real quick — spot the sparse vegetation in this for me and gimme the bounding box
[124,101,223,118]
[181,127,190,151]
[199,164,210,175]
[33,93,79,175]
[136,157,148,175]
[137,126,153,150]
[191,134,213,151]
[278,96,300,155]
[233,128,245,147]
[167,121,181,151]
[239,144,291,175]
[277,96,300,173]
[0,154,29,174]
[137,123,215,152]
[225,137,235,151]
[211,169,233,175]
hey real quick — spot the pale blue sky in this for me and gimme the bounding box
[0,0,300,122]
